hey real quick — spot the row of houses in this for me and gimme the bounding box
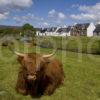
[36,23,100,37]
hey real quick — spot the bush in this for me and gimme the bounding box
[1,40,14,47]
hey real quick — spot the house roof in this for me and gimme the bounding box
[46,27,57,32]
[41,28,47,33]
[57,27,71,33]
[94,24,100,33]
[74,23,90,29]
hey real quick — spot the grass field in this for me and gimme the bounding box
[0,44,100,100]
[37,36,100,54]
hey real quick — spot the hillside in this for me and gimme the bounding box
[0,25,21,29]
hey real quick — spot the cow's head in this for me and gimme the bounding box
[15,51,56,81]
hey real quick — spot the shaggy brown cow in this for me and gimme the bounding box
[15,51,65,97]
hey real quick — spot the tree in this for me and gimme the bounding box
[22,23,36,45]
[22,23,36,37]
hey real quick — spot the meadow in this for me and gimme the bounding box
[37,36,100,54]
[0,42,100,100]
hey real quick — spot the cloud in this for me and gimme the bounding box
[48,9,66,20]
[48,9,56,17]
[13,13,44,24]
[0,0,33,9]
[0,12,9,20]
[70,2,100,21]
[58,12,66,19]
[43,22,50,26]
[0,0,33,19]
[79,3,100,13]
[71,13,96,21]
[37,22,50,27]
[48,9,66,26]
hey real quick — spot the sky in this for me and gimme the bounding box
[0,0,100,27]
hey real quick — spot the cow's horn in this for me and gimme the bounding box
[42,49,56,58]
[14,51,25,57]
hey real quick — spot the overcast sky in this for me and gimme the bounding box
[0,0,100,27]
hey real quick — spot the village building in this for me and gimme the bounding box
[46,27,57,36]
[71,23,95,37]
[55,26,71,36]
[93,24,100,36]
[36,22,97,37]
[36,28,47,36]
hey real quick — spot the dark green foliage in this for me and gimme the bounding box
[22,23,33,31]
[22,23,36,37]
[0,28,22,37]
[0,23,36,39]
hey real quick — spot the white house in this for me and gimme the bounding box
[45,27,71,37]
[46,27,57,36]
[71,22,96,37]
[55,27,71,36]
[36,22,96,37]
[87,22,96,37]
[36,28,47,36]
[93,24,100,36]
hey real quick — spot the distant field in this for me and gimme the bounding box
[0,44,100,100]
[36,36,100,54]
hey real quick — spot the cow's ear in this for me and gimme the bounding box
[41,58,50,65]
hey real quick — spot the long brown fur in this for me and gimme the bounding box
[16,53,65,98]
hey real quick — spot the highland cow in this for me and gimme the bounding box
[15,51,65,97]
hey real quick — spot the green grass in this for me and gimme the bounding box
[36,36,100,54]
[0,45,100,100]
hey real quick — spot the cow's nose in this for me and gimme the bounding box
[27,75,36,80]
